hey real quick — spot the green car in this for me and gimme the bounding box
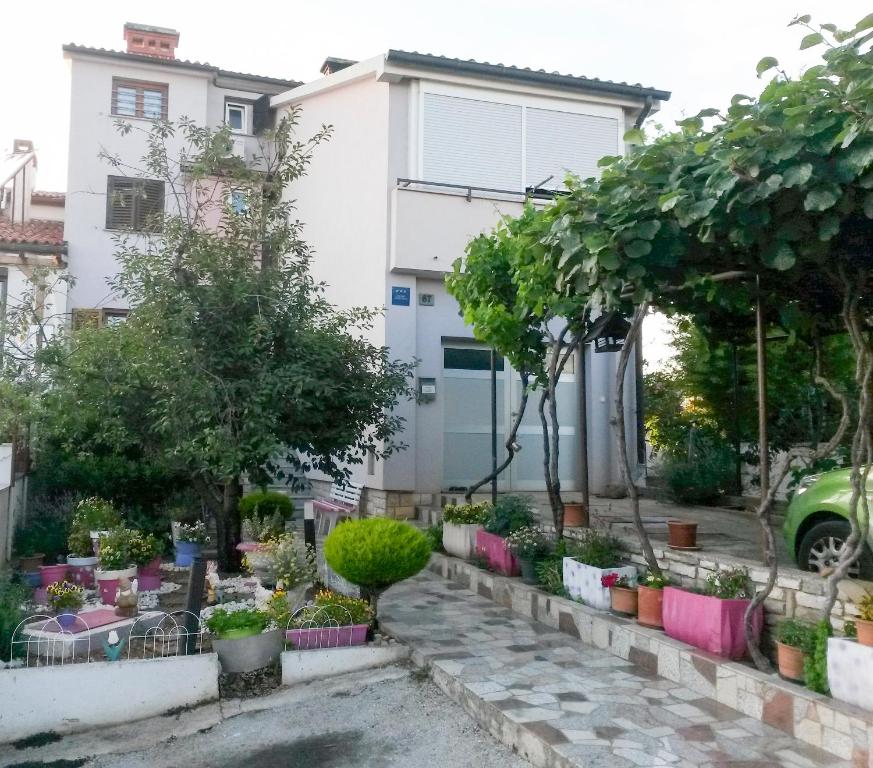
[784,468,873,578]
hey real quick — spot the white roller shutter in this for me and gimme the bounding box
[422,93,522,191]
[525,107,619,189]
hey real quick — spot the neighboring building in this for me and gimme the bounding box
[272,53,670,516]
[0,139,67,361]
[62,23,299,316]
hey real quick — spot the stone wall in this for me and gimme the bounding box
[307,478,427,520]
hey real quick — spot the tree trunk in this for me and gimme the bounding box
[214,476,243,573]
[465,372,531,502]
[539,389,559,536]
[613,302,661,575]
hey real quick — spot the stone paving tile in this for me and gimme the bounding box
[381,572,850,768]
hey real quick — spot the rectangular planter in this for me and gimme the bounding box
[828,637,873,712]
[562,558,637,610]
[442,522,482,560]
[662,586,762,659]
[285,624,368,650]
[476,530,519,576]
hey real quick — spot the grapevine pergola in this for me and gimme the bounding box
[448,15,873,670]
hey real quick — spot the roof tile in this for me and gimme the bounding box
[0,217,66,247]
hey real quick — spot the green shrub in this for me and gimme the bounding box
[776,618,815,652]
[702,566,752,599]
[0,576,29,661]
[97,528,138,571]
[484,495,534,537]
[424,522,444,552]
[70,497,122,533]
[535,556,567,597]
[569,529,623,569]
[324,519,430,616]
[661,438,735,505]
[443,502,490,525]
[238,491,295,521]
[804,620,832,694]
[13,494,75,561]
[242,511,287,542]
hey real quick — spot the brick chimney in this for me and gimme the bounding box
[123,22,180,60]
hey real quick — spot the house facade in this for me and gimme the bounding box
[62,23,298,319]
[271,54,669,516]
[59,25,669,516]
[0,139,67,363]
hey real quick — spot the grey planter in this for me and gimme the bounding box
[212,628,283,674]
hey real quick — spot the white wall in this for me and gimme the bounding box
[28,202,65,222]
[0,654,219,743]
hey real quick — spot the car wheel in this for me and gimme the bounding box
[797,519,873,579]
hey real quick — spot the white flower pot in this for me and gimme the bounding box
[828,637,873,712]
[562,558,637,610]
[443,522,482,560]
[95,566,137,581]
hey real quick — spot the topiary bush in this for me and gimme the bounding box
[238,491,295,521]
[324,518,431,618]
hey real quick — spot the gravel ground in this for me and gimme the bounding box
[81,665,531,768]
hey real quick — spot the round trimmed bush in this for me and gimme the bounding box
[324,518,431,616]
[238,491,295,521]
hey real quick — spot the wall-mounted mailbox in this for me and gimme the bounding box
[418,377,437,402]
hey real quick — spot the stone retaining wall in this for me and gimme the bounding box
[428,552,873,765]
[307,478,423,519]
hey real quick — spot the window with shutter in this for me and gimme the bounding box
[422,93,522,191]
[525,108,619,189]
[111,78,168,120]
[106,176,165,231]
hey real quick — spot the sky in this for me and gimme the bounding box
[2,0,870,193]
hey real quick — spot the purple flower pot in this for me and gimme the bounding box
[23,571,41,588]
[137,556,162,591]
[175,541,201,567]
[285,624,369,649]
[56,612,77,629]
[39,563,69,587]
[662,586,762,659]
[475,530,520,576]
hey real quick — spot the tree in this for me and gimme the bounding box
[40,113,414,570]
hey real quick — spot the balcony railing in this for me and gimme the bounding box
[396,178,565,202]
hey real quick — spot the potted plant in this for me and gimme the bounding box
[268,533,316,607]
[662,566,762,659]
[854,593,873,647]
[95,528,138,605]
[39,561,68,588]
[130,532,164,591]
[71,497,123,556]
[603,573,637,616]
[442,502,490,559]
[775,619,814,682]
[18,552,45,574]
[67,527,98,588]
[175,521,209,566]
[47,580,85,628]
[667,520,698,549]
[563,502,588,528]
[477,496,535,576]
[239,491,294,543]
[205,605,283,673]
[286,589,374,649]
[505,526,549,584]
[637,571,670,629]
[562,529,635,610]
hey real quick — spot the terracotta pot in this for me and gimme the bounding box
[564,503,588,528]
[856,618,873,647]
[610,585,638,616]
[776,641,806,682]
[637,585,664,629]
[667,520,698,548]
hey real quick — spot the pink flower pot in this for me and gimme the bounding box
[475,530,520,576]
[39,563,68,587]
[67,556,98,588]
[95,566,137,605]
[137,556,162,591]
[662,586,762,659]
[285,624,368,649]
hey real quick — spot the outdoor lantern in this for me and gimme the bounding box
[583,311,631,353]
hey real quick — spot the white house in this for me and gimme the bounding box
[271,53,670,516]
[0,139,68,362]
[59,25,670,517]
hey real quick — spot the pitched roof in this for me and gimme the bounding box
[0,217,66,250]
[384,50,671,102]
[62,44,300,91]
[31,190,65,206]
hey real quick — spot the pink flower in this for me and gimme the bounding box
[601,573,620,589]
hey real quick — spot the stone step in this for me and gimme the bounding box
[415,506,443,526]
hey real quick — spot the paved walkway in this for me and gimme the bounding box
[381,572,847,768]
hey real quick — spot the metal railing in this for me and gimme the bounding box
[396,178,564,202]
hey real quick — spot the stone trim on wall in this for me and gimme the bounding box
[306,478,424,520]
[428,552,873,765]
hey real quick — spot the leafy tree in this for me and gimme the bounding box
[39,113,414,569]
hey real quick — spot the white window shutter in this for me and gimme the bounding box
[525,108,619,189]
[422,93,522,191]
